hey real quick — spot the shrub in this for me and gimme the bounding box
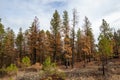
[43,56,56,72]
[22,56,30,67]
[40,57,66,79]
[0,67,7,77]
[8,77,13,80]
[6,64,18,75]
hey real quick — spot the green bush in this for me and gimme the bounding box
[22,56,30,67]
[0,67,6,72]
[43,56,56,71]
[40,57,66,79]
[6,64,18,75]
[0,67,7,77]
[8,77,13,80]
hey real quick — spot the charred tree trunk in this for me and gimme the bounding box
[102,57,105,76]
[83,52,86,67]
[88,52,91,62]
[105,56,108,64]
[102,53,105,76]
[65,59,68,68]
[1,52,4,68]
[72,48,74,68]
[33,48,36,64]
[53,51,56,63]
[53,42,56,63]
[53,35,57,63]
[19,47,22,62]
[72,30,75,68]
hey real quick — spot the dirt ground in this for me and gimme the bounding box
[61,59,120,80]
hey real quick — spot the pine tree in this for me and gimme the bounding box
[16,27,24,61]
[113,29,120,58]
[82,35,91,67]
[37,30,47,63]
[76,28,82,61]
[64,35,72,68]
[50,10,61,62]
[3,27,15,66]
[98,19,113,75]
[83,16,95,62]
[0,19,4,36]
[46,30,54,58]
[71,9,78,68]
[0,19,5,68]
[63,10,69,36]
[28,16,39,64]
[116,30,120,57]
[62,10,72,68]
[22,30,29,56]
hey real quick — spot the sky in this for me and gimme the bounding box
[0,0,120,42]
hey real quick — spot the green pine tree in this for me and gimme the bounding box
[50,10,61,62]
[16,27,24,61]
[98,19,113,75]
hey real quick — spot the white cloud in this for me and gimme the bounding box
[65,0,120,42]
[0,0,120,40]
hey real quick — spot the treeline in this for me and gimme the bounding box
[0,9,120,70]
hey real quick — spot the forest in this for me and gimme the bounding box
[0,9,120,80]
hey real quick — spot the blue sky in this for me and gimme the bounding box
[0,0,120,41]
